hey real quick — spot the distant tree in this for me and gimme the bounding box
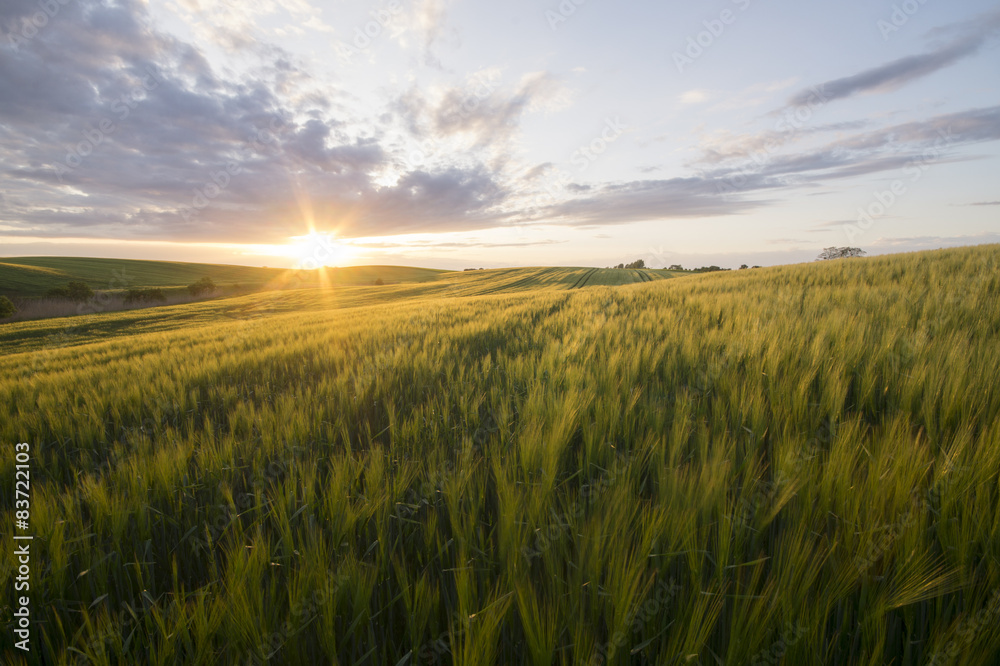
[818,247,866,260]
[66,281,94,302]
[45,287,70,299]
[752,265,762,269]
[623,259,646,269]
[124,289,142,305]
[188,276,216,296]
[739,264,749,270]
[374,278,384,286]
[0,295,16,319]
[124,288,167,306]
[615,263,624,269]
[668,264,684,271]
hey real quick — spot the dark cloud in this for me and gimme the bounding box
[0,0,518,243]
[540,177,774,226]
[787,11,1000,107]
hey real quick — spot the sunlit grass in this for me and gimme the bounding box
[1,245,998,664]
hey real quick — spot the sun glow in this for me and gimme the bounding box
[285,231,354,269]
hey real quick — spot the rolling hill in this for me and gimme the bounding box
[3,266,682,352]
[0,257,452,297]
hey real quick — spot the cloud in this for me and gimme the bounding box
[679,89,710,105]
[2,0,995,250]
[690,106,1000,192]
[787,10,1000,107]
[0,0,520,243]
[344,237,565,250]
[538,176,774,226]
[436,72,563,140]
[538,104,1000,230]
[393,71,566,151]
[692,119,871,167]
[410,0,456,68]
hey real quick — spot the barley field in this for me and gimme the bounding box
[2,245,999,665]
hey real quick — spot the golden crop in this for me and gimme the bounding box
[1,246,998,664]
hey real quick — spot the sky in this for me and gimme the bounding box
[0,0,998,270]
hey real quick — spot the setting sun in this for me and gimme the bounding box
[285,232,353,269]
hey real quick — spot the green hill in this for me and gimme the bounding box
[0,257,678,299]
[0,266,682,351]
[0,257,451,297]
[321,265,452,285]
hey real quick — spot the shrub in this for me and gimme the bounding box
[0,295,16,319]
[188,277,216,297]
[46,281,93,301]
[374,278,385,286]
[124,288,167,306]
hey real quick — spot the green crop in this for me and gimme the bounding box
[1,245,998,665]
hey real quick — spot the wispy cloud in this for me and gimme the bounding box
[679,89,710,105]
[692,106,1000,189]
[539,176,774,227]
[787,10,1000,107]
